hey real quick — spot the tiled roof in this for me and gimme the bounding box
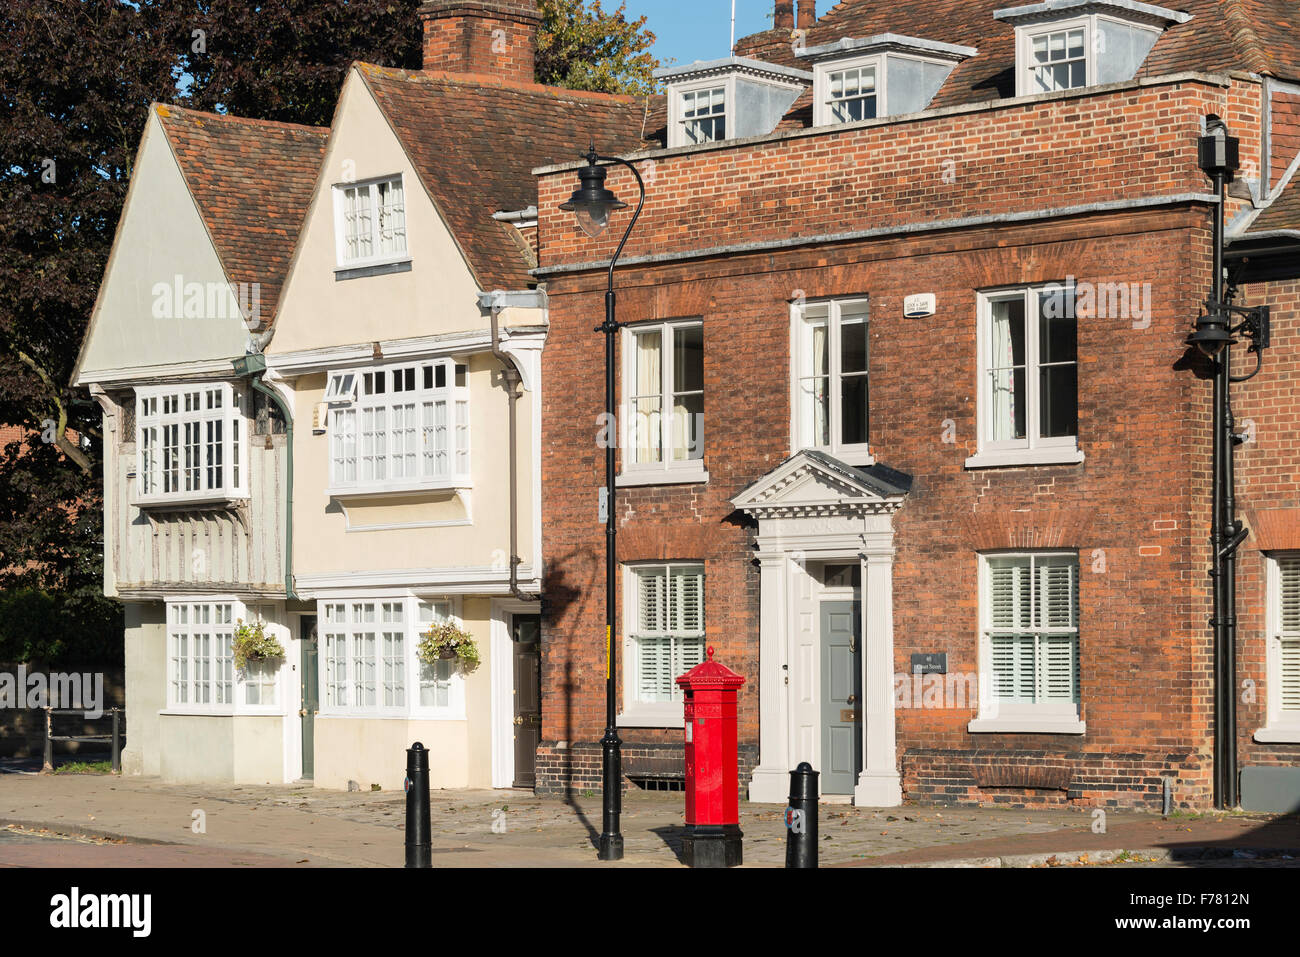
[154,104,329,324]
[736,0,1300,112]
[356,63,661,290]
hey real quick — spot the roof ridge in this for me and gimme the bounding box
[354,61,650,105]
[153,102,329,135]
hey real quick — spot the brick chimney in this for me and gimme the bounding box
[418,0,541,82]
[796,0,815,29]
[774,0,794,31]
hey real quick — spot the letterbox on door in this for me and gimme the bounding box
[676,646,745,868]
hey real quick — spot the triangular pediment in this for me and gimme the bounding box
[732,450,910,518]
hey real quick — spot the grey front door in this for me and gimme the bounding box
[512,614,541,788]
[820,601,861,795]
[299,616,318,781]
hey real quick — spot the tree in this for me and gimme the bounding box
[536,0,658,94]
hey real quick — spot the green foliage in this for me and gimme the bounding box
[50,760,113,775]
[417,621,480,667]
[232,619,285,670]
[537,0,659,94]
[0,588,121,666]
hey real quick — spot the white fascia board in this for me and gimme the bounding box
[266,327,543,376]
[654,55,813,85]
[993,0,1192,26]
[294,564,540,596]
[76,357,244,389]
[798,33,978,64]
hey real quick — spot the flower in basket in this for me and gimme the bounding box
[417,620,480,668]
[233,619,286,671]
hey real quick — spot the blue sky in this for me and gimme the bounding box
[621,0,775,69]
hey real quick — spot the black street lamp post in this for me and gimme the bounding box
[1188,116,1270,810]
[560,148,646,861]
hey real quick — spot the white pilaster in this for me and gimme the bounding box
[748,549,792,803]
[855,546,902,807]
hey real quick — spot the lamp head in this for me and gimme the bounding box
[1198,114,1240,181]
[559,150,627,238]
[1187,302,1235,357]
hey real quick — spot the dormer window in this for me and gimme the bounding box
[798,35,977,127]
[656,57,811,149]
[680,85,727,144]
[995,1,1192,98]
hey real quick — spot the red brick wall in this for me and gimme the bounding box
[537,77,1260,271]
[535,74,1281,808]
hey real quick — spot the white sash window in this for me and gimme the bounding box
[166,599,283,714]
[622,563,706,726]
[335,175,407,267]
[327,359,469,494]
[1258,555,1300,742]
[791,297,870,463]
[971,553,1085,734]
[622,321,704,480]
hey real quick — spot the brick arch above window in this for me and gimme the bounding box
[959,507,1095,552]
[619,524,721,563]
[1244,507,1300,552]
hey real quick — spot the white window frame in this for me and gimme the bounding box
[317,595,466,720]
[967,285,1084,469]
[789,297,873,465]
[970,551,1085,734]
[332,174,409,270]
[668,80,729,148]
[325,357,470,496]
[135,382,247,506]
[1256,554,1300,743]
[811,52,959,126]
[163,598,286,716]
[619,320,708,485]
[1013,14,1162,97]
[619,562,706,728]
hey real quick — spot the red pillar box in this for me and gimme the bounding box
[677,646,745,868]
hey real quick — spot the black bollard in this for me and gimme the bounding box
[785,762,819,868]
[405,742,431,868]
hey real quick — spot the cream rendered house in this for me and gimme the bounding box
[71,104,327,784]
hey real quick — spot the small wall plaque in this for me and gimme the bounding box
[903,293,936,318]
[909,653,947,675]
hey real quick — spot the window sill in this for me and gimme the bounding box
[333,258,412,281]
[136,495,249,511]
[964,447,1085,470]
[617,707,684,729]
[967,715,1086,735]
[160,708,281,718]
[1253,725,1300,744]
[328,481,470,500]
[616,468,709,488]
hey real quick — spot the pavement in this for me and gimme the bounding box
[1,765,1297,868]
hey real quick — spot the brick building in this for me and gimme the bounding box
[533,0,1300,809]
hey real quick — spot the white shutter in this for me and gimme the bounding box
[1037,559,1077,629]
[1039,634,1078,701]
[671,567,704,635]
[990,634,1035,701]
[638,637,671,701]
[988,559,1030,630]
[1280,559,1300,711]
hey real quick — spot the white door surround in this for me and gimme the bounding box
[490,599,540,789]
[732,450,909,807]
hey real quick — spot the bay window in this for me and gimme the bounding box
[971,552,1084,734]
[136,383,245,504]
[792,297,870,463]
[320,596,462,718]
[327,358,470,494]
[622,321,705,482]
[969,285,1081,468]
[622,563,706,727]
[166,599,283,713]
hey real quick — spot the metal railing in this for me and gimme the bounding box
[42,707,124,773]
